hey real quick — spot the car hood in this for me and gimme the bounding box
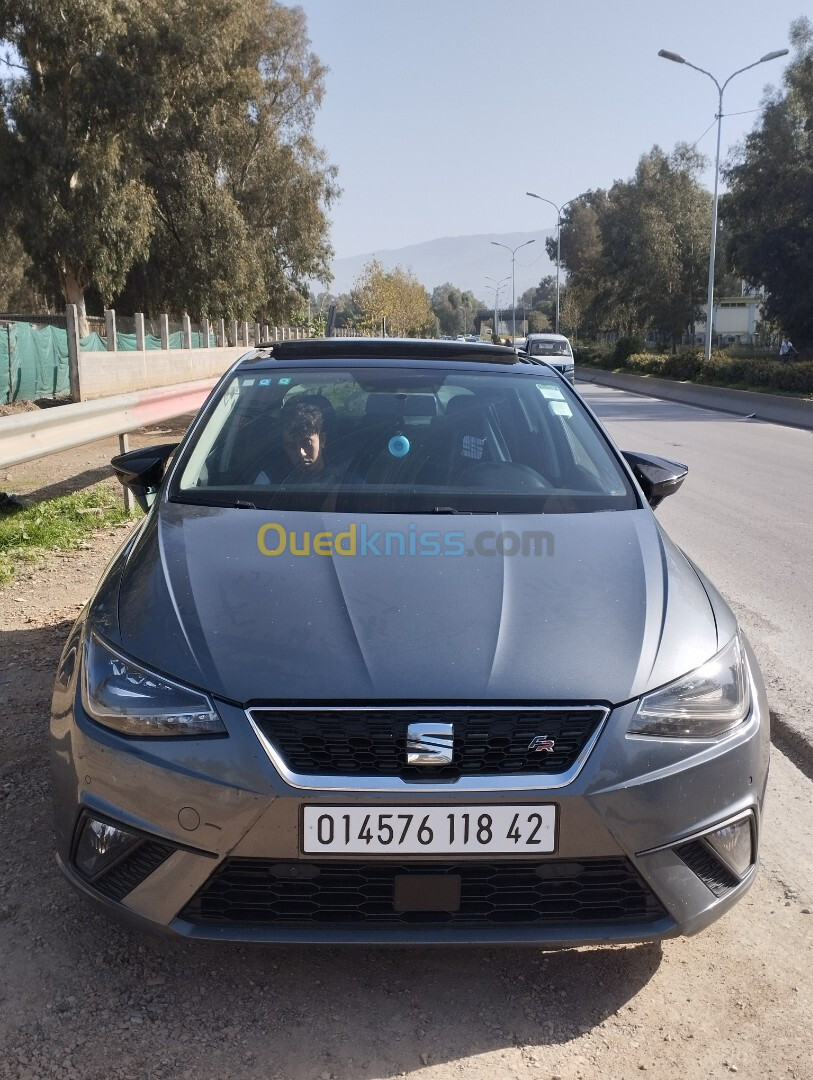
[113,503,718,705]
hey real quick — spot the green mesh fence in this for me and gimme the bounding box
[81,332,107,351]
[1,322,71,401]
[2,320,227,402]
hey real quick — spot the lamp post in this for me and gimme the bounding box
[490,240,535,341]
[485,276,509,339]
[657,47,788,361]
[525,193,579,334]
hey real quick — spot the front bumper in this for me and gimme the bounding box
[51,654,769,945]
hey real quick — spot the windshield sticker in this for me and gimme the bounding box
[240,378,255,386]
[279,377,292,385]
[259,378,272,386]
[537,384,565,400]
[550,400,572,417]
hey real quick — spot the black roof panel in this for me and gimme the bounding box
[255,337,519,365]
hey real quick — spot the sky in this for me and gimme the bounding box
[296,0,803,263]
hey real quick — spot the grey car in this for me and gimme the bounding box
[50,338,768,944]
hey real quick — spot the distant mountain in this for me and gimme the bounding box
[324,230,557,302]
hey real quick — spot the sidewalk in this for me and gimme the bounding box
[575,367,813,432]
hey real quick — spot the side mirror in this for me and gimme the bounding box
[623,451,688,510]
[110,443,179,513]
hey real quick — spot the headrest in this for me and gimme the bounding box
[364,393,438,416]
[444,394,484,416]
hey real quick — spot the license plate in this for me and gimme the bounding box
[302,805,556,854]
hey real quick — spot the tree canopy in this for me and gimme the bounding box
[351,260,435,337]
[0,0,338,333]
[722,17,813,346]
[555,149,710,345]
[431,283,482,336]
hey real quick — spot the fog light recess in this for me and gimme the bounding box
[74,816,140,881]
[703,815,754,879]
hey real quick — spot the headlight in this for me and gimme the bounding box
[81,632,226,736]
[628,635,750,738]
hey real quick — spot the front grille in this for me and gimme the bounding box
[675,840,741,897]
[92,841,176,901]
[179,857,665,928]
[250,707,606,779]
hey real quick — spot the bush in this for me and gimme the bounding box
[612,335,645,364]
[573,345,614,368]
[575,343,813,394]
[624,353,665,375]
[661,351,705,381]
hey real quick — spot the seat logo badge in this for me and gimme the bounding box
[528,735,556,753]
[406,723,454,765]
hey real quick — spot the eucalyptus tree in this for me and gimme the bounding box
[0,0,338,333]
[431,283,482,336]
[117,0,338,324]
[554,150,710,346]
[723,17,813,346]
[0,0,154,334]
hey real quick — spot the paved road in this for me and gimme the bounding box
[580,381,813,762]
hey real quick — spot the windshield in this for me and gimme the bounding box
[528,339,572,357]
[170,366,636,514]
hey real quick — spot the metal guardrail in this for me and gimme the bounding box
[0,377,218,470]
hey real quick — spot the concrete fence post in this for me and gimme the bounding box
[264,324,270,342]
[201,318,210,348]
[254,322,261,346]
[218,319,226,347]
[183,314,192,350]
[160,314,169,350]
[135,313,145,351]
[242,322,249,347]
[230,320,238,347]
[105,308,117,352]
[66,304,82,401]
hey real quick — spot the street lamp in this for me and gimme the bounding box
[658,47,788,361]
[525,193,579,334]
[490,240,535,341]
[485,275,509,339]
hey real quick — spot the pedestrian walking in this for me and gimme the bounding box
[779,337,797,360]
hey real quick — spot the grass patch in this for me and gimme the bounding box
[0,487,134,585]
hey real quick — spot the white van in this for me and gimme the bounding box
[522,333,575,383]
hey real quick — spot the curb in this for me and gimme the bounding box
[771,711,813,776]
[575,367,813,432]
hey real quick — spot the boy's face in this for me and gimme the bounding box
[283,429,323,468]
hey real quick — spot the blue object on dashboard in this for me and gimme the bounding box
[388,435,411,458]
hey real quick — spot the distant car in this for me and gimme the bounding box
[523,333,575,383]
[51,337,768,944]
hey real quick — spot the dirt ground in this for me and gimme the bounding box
[0,427,811,1080]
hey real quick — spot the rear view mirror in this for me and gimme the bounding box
[110,443,179,513]
[623,451,688,510]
